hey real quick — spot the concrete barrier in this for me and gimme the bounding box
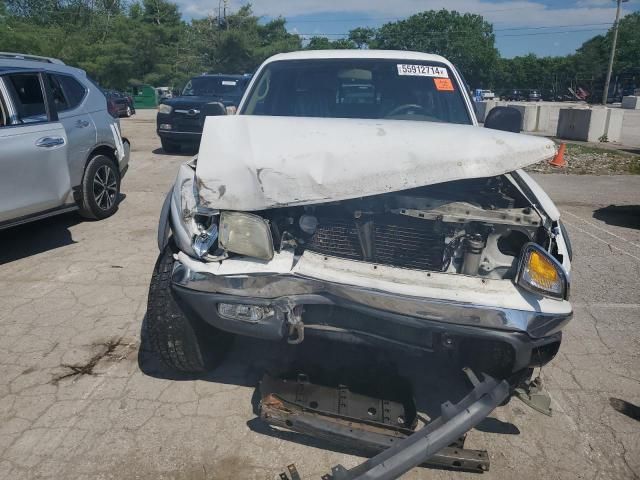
[621,110,640,147]
[557,107,624,143]
[474,100,496,122]
[621,96,640,110]
[476,100,638,146]
[536,104,564,136]
[508,104,539,132]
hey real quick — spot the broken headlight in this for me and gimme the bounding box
[219,211,274,261]
[170,165,224,260]
[516,243,568,299]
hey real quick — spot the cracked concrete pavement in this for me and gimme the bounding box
[0,110,638,479]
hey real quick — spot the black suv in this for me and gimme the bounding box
[157,74,250,153]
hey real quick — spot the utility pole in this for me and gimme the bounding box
[602,0,628,105]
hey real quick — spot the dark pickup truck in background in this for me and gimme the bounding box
[156,74,251,153]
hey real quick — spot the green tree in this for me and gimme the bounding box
[370,10,499,87]
[348,27,375,49]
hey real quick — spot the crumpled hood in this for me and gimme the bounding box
[195,116,556,211]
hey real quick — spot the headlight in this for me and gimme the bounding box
[219,212,274,261]
[158,104,173,114]
[516,243,568,299]
[170,165,222,259]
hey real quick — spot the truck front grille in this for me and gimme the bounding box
[307,217,445,271]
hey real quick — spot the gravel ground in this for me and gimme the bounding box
[0,110,638,479]
[525,143,640,175]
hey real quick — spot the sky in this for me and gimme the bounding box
[175,0,640,58]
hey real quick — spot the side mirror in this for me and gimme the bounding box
[202,101,227,117]
[484,106,522,133]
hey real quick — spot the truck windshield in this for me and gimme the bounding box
[241,59,472,125]
[182,77,244,97]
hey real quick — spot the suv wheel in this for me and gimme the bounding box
[161,138,180,154]
[125,105,132,117]
[146,244,232,373]
[79,154,120,219]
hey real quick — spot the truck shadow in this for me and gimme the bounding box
[593,205,640,230]
[138,313,520,447]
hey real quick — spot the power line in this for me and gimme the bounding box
[290,22,614,34]
[294,26,612,38]
[274,5,543,23]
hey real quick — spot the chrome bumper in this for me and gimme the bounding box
[171,259,572,340]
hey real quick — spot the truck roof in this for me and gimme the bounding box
[263,49,453,68]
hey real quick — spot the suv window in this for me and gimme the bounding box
[57,75,86,108]
[47,74,69,111]
[46,74,86,111]
[5,73,48,122]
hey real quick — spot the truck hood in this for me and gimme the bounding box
[195,116,556,211]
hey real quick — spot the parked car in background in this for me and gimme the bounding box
[156,74,251,153]
[480,89,495,100]
[503,89,526,101]
[528,89,542,102]
[104,89,135,117]
[0,52,130,228]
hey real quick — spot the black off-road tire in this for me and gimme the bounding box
[78,154,121,220]
[161,138,181,154]
[146,244,232,373]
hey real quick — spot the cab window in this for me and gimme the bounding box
[242,59,472,125]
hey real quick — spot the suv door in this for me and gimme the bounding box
[0,71,70,223]
[46,73,96,179]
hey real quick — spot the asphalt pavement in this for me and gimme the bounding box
[0,110,638,479]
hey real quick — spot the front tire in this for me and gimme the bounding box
[146,244,232,373]
[125,105,132,117]
[78,154,120,220]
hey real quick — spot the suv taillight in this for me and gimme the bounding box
[107,99,118,118]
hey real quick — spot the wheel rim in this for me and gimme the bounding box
[93,165,117,210]
[126,106,131,116]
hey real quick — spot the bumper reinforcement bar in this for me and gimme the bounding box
[260,371,510,479]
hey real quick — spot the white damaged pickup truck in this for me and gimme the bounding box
[147,50,572,477]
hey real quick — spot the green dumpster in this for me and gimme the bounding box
[129,84,157,109]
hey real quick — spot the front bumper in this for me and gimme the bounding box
[170,252,571,373]
[157,129,202,142]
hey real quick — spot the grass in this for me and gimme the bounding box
[564,143,628,158]
[563,142,640,174]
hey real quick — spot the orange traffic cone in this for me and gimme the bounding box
[549,143,567,168]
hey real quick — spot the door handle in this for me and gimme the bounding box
[75,119,90,128]
[36,137,65,148]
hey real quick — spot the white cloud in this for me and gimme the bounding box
[176,0,635,29]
